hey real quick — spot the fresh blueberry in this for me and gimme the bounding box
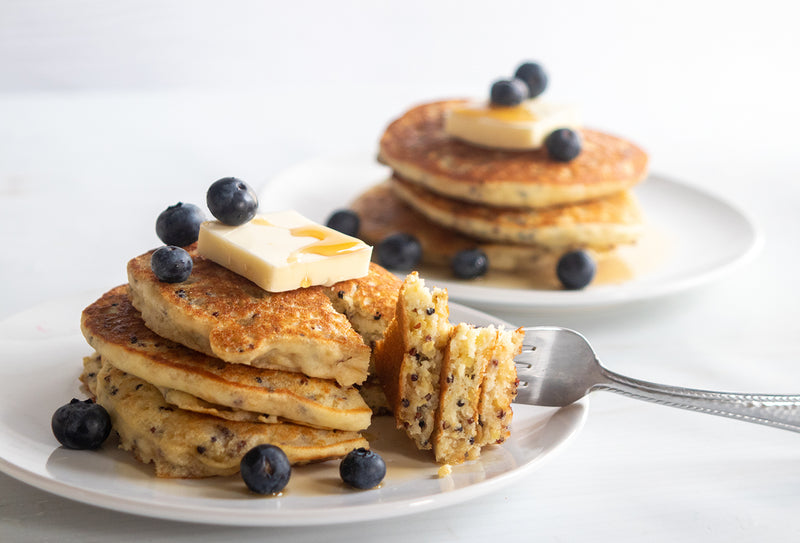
[206,177,258,226]
[155,202,205,247]
[514,61,548,98]
[545,128,582,162]
[490,78,527,107]
[150,245,193,283]
[51,398,112,450]
[556,250,596,290]
[326,209,360,237]
[376,233,422,270]
[339,448,386,489]
[240,444,291,495]
[451,249,489,279]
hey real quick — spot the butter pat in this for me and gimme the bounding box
[197,210,372,292]
[445,99,580,150]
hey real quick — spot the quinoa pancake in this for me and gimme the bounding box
[378,100,649,208]
[81,287,372,432]
[350,182,561,272]
[127,247,402,387]
[389,174,643,248]
[88,361,368,477]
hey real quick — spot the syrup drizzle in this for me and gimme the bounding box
[456,103,538,122]
[288,225,361,263]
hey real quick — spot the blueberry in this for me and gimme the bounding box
[514,62,548,98]
[490,78,527,107]
[156,202,205,247]
[376,233,422,270]
[451,249,489,279]
[339,448,386,489]
[150,245,193,283]
[326,209,360,237]
[51,398,112,450]
[545,128,582,162]
[206,177,258,226]
[240,444,291,495]
[556,250,596,290]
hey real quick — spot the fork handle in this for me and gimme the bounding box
[597,367,800,432]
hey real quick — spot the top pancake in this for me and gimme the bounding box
[378,100,649,208]
[127,247,398,387]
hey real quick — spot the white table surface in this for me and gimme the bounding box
[2,2,800,541]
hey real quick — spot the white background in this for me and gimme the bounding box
[1,1,800,541]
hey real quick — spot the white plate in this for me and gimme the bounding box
[0,293,587,527]
[262,152,762,310]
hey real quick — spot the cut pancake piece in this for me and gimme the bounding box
[378,100,649,208]
[374,272,524,464]
[390,174,643,249]
[90,361,368,477]
[81,287,372,432]
[350,182,561,272]
[476,327,524,447]
[127,246,371,387]
[373,272,452,449]
[432,324,497,464]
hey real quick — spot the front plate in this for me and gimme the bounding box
[0,293,587,526]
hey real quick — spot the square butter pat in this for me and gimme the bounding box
[197,210,372,292]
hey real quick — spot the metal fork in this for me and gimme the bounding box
[515,326,800,432]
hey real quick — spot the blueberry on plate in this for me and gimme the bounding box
[545,128,582,162]
[514,61,548,98]
[490,78,528,107]
[240,444,291,495]
[376,233,422,270]
[206,177,259,226]
[51,398,112,450]
[150,245,193,283]
[556,250,596,290]
[339,448,386,489]
[451,248,489,279]
[326,209,360,237]
[155,202,205,247]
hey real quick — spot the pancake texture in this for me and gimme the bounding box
[373,272,452,450]
[81,286,372,431]
[390,174,643,249]
[374,273,523,464]
[89,361,368,477]
[127,247,384,387]
[378,100,649,208]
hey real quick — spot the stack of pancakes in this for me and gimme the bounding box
[79,246,400,478]
[352,100,649,277]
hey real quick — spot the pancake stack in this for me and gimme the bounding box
[352,100,649,279]
[79,247,400,478]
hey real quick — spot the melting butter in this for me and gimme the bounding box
[197,210,372,292]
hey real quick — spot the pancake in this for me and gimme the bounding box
[432,323,496,464]
[373,272,452,450]
[374,273,523,463]
[127,246,376,387]
[81,287,372,432]
[350,182,560,272]
[378,100,649,208]
[89,361,368,477]
[390,174,643,248]
[476,326,523,447]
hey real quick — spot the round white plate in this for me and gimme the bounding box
[261,152,762,310]
[0,293,587,527]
